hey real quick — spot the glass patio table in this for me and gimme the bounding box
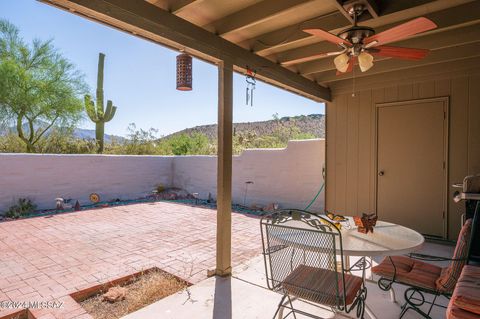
[272,215,425,319]
[341,217,425,319]
[337,216,425,256]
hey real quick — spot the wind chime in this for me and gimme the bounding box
[176,53,192,91]
[245,67,256,106]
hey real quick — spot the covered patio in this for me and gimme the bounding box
[12,0,480,318]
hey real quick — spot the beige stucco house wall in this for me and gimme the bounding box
[325,65,480,240]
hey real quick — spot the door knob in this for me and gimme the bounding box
[378,171,385,176]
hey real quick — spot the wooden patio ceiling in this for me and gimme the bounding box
[41,0,480,101]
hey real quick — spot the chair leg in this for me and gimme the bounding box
[273,295,287,319]
[286,295,298,319]
[400,305,433,319]
[400,288,439,319]
[399,303,410,319]
[389,287,397,303]
[426,294,438,316]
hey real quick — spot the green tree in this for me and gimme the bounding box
[0,19,87,152]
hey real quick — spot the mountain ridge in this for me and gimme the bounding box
[163,114,325,140]
[0,122,124,143]
[1,114,325,142]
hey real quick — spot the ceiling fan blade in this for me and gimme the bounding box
[369,46,430,60]
[303,28,352,46]
[364,17,437,46]
[336,57,356,75]
[281,51,344,66]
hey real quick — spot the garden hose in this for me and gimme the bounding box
[304,182,325,211]
[304,164,326,211]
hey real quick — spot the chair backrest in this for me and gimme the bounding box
[436,218,472,293]
[260,209,347,307]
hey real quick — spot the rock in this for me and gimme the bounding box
[103,286,127,303]
[264,203,279,212]
[250,204,261,211]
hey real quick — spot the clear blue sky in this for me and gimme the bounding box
[0,0,324,137]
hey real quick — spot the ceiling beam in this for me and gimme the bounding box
[205,0,313,38]
[315,41,480,83]
[361,0,379,18]
[331,0,354,24]
[329,56,480,93]
[297,22,480,75]
[244,0,452,55]
[170,0,200,14]
[276,1,480,66]
[245,11,349,55]
[145,0,167,10]
[39,0,331,102]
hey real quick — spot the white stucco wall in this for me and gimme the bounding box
[0,154,173,211]
[0,139,325,213]
[172,139,325,211]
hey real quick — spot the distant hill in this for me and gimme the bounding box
[164,114,325,140]
[71,127,124,143]
[1,114,325,143]
[0,122,124,143]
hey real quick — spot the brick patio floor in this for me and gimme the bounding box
[0,202,262,319]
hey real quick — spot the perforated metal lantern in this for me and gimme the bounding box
[176,53,192,91]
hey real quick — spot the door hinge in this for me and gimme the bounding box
[443,161,446,169]
[443,211,446,220]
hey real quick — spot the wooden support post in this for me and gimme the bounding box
[216,60,233,276]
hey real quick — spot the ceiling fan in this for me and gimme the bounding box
[282,4,437,74]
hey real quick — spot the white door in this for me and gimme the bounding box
[376,99,447,237]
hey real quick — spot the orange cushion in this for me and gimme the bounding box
[372,255,414,277]
[283,264,362,306]
[451,265,480,315]
[436,219,472,293]
[447,302,480,319]
[372,255,442,291]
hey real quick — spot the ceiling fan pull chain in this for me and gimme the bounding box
[352,67,356,97]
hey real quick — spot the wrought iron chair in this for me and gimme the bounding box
[260,209,367,319]
[372,218,473,319]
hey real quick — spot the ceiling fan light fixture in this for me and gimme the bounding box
[358,52,374,72]
[334,53,350,73]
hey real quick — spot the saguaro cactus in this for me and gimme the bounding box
[85,53,117,153]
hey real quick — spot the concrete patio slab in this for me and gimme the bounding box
[122,242,454,319]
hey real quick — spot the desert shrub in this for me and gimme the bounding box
[0,123,315,155]
[0,130,97,154]
[4,198,37,219]
[36,129,97,154]
[105,124,159,155]
[233,126,315,154]
[0,133,25,153]
[163,133,213,155]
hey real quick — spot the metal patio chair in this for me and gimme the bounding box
[260,209,367,319]
[372,218,473,319]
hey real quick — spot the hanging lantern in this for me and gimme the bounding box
[176,53,192,91]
